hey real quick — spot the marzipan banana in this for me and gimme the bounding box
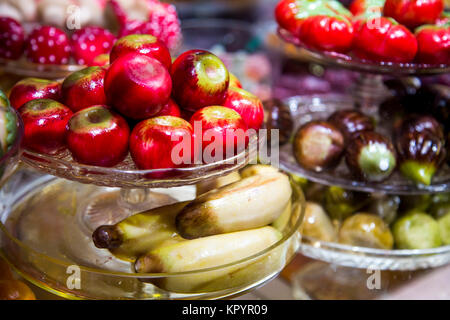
[92,201,189,261]
[134,226,282,292]
[240,164,279,178]
[196,171,241,196]
[176,172,292,239]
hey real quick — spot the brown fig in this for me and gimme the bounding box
[293,120,344,172]
[328,109,374,141]
[345,131,396,182]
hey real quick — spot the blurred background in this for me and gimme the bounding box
[1,0,450,300]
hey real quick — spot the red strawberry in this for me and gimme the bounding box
[117,19,149,37]
[415,24,450,65]
[350,0,385,16]
[71,26,116,66]
[145,1,181,50]
[105,0,128,30]
[298,15,354,53]
[384,0,444,29]
[25,26,71,65]
[0,17,25,60]
[275,0,303,36]
[353,17,418,63]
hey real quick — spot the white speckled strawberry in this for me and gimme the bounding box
[25,25,71,65]
[146,1,181,50]
[71,26,116,66]
[117,1,181,50]
[0,17,25,60]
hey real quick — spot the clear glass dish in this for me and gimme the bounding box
[280,94,450,195]
[277,28,450,76]
[0,57,84,80]
[21,134,259,189]
[0,107,23,187]
[0,170,305,300]
[300,236,450,271]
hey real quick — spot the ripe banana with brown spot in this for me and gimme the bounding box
[176,172,292,239]
[134,226,281,292]
[92,201,189,261]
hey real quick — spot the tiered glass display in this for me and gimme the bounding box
[275,28,450,273]
[0,20,306,298]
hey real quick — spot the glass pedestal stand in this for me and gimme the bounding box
[275,28,450,300]
[0,134,306,300]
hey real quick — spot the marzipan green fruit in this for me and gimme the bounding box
[338,213,394,249]
[393,212,442,249]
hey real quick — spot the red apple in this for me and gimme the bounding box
[229,73,242,88]
[66,105,130,167]
[91,53,109,67]
[110,34,172,70]
[19,99,72,154]
[190,106,248,163]
[130,116,193,172]
[223,87,264,130]
[171,50,229,112]
[104,53,172,120]
[180,109,195,122]
[154,99,181,117]
[9,78,61,109]
[61,66,107,112]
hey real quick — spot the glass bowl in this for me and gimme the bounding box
[21,134,259,189]
[0,57,84,80]
[300,236,450,271]
[277,28,450,76]
[0,107,23,187]
[279,94,450,195]
[0,170,305,300]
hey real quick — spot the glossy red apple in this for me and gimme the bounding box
[19,99,72,154]
[190,106,249,163]
[171,49,229,112]
[223,87,264,130]
[130,116,193,172]
[66,105,130,167]
[229,73,242,88]
[61,66,107,112]
[110,34,172,70]
[91,53,109,67]
[9,78,61,109]
[180,109,195,122]
[104,53,172,120]
[154,99,181,117]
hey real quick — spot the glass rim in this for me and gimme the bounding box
[0,173,305,279]
[302,235,450,257]
[277,28,450,76]
[280,94,450,195]
[21,133,261,175]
